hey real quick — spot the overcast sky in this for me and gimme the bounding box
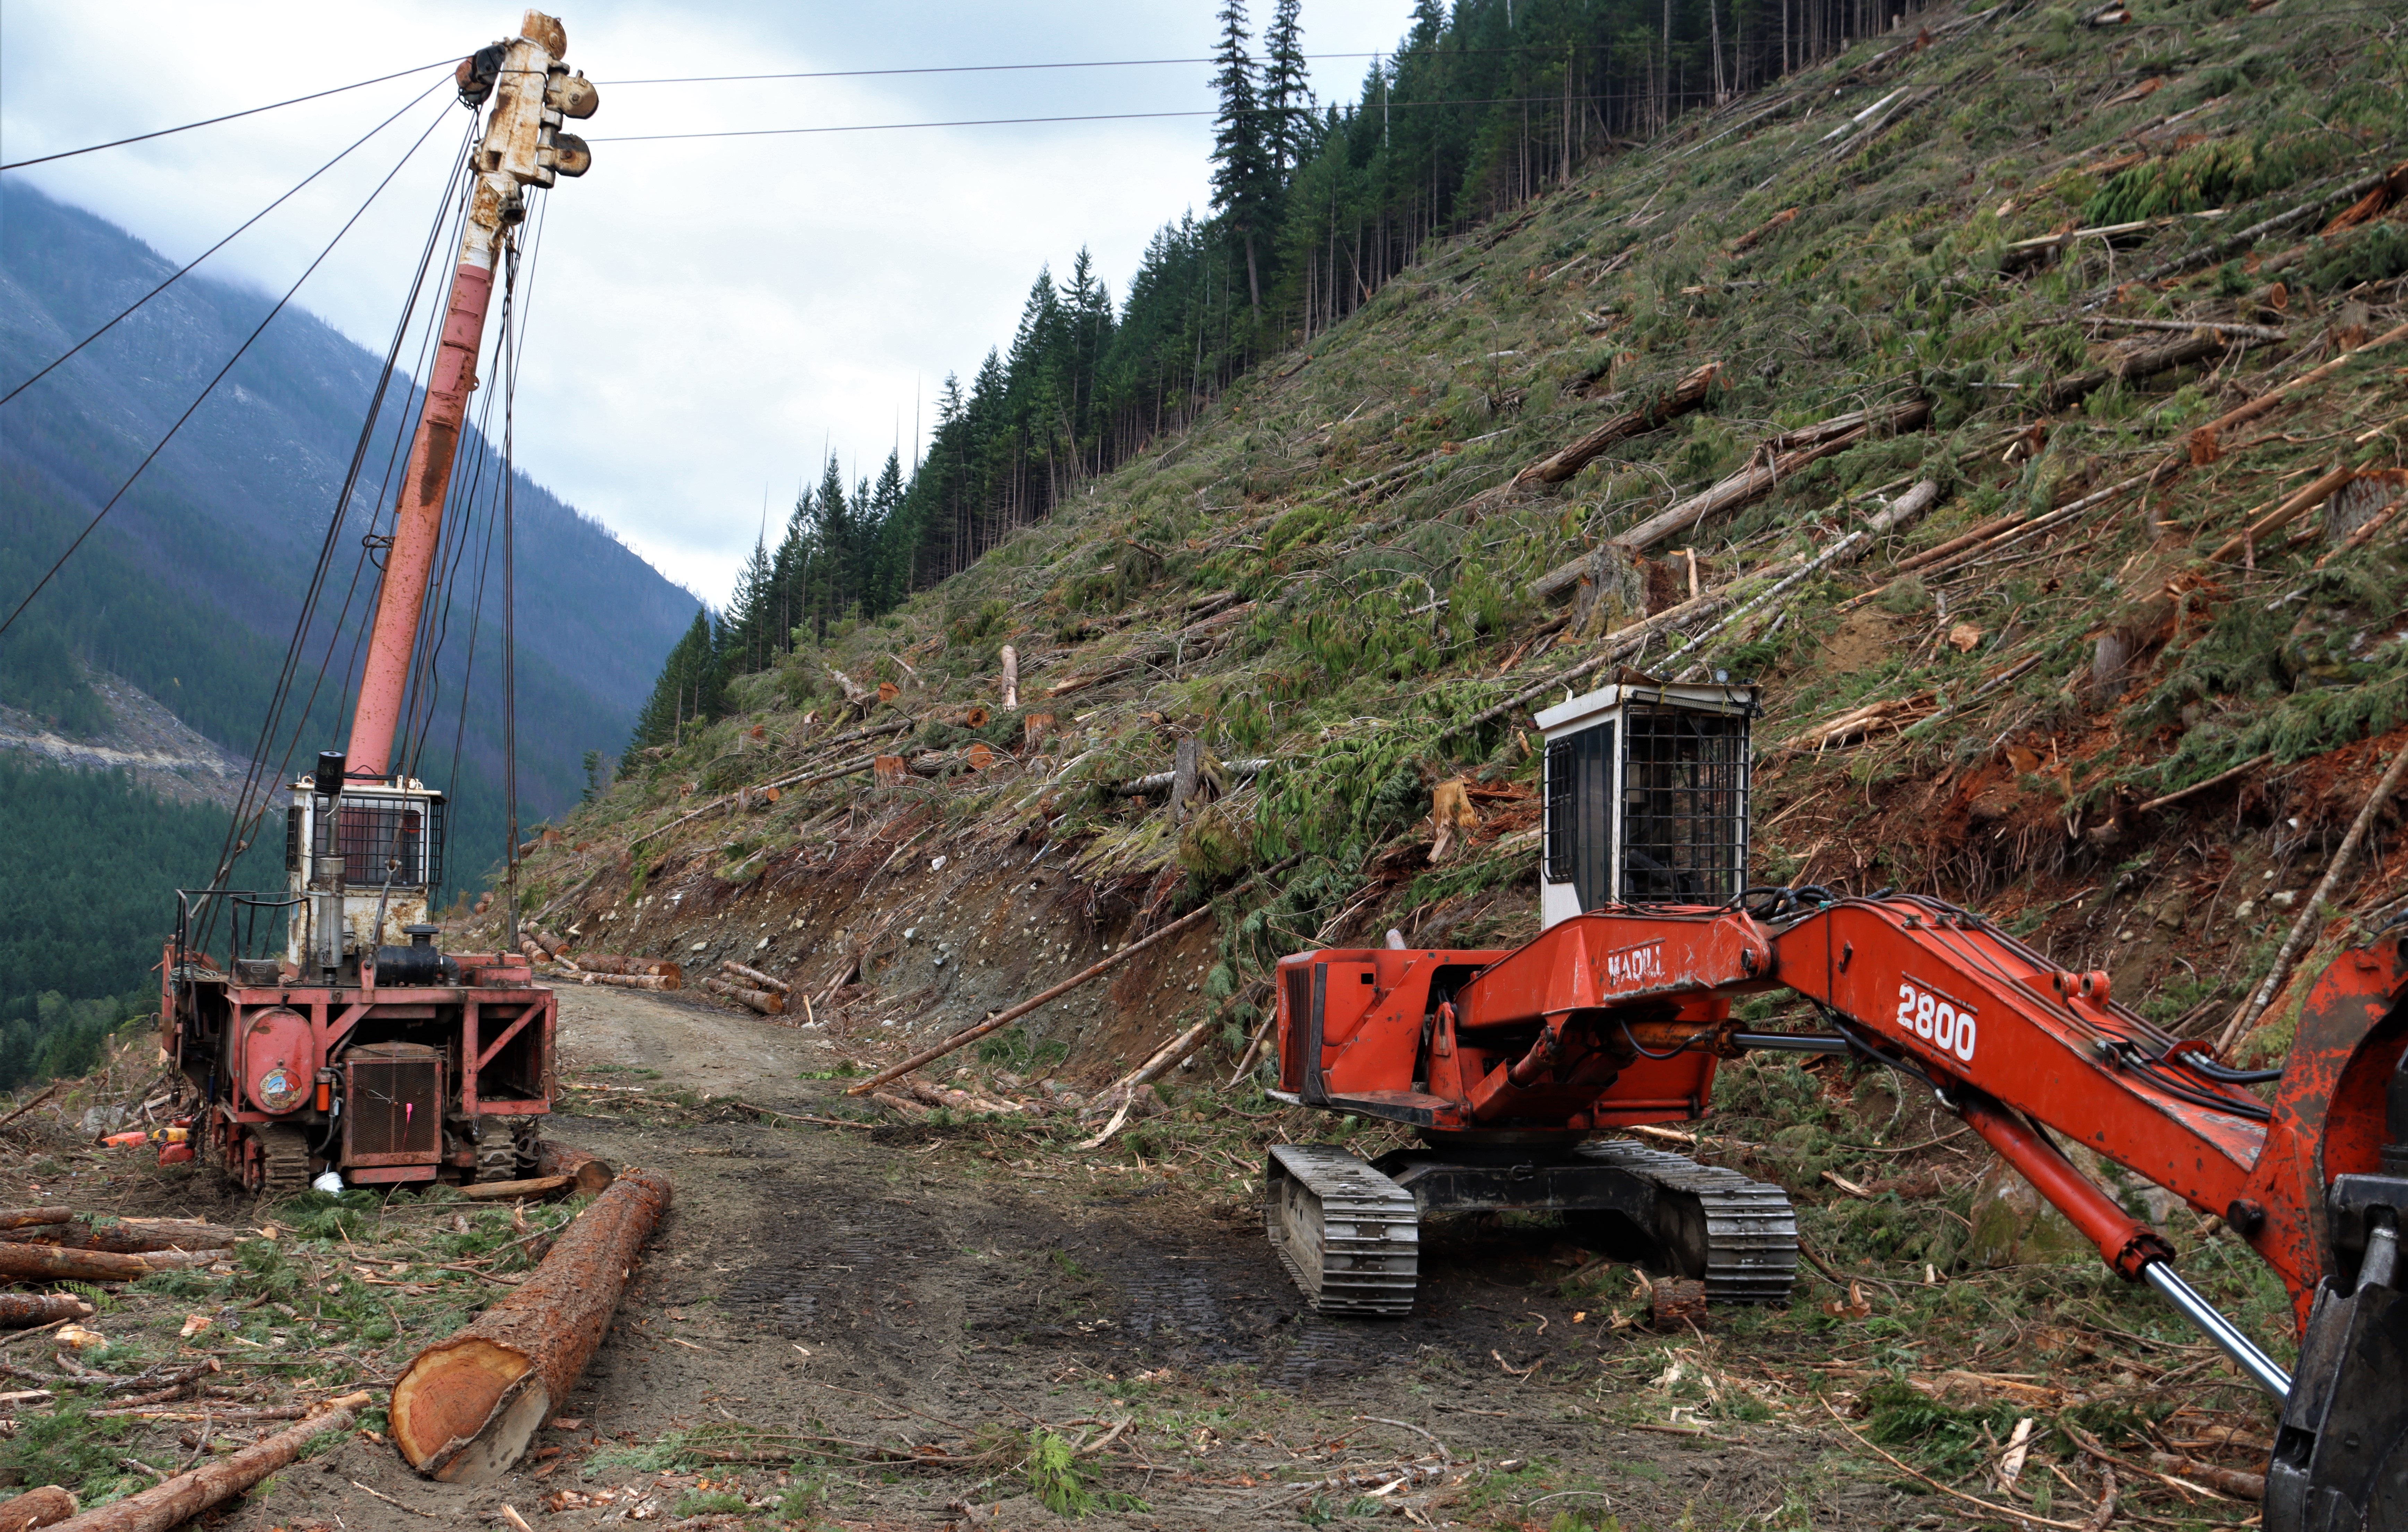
[1,2,1417,606]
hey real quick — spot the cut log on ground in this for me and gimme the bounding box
[2042,327,2239,411]
[1440,582,1743,743]
[2206,464,2357,563]
[845,858,1296,1096]
[389,1168,671,1482]
[0,1220,246,1256]
[1649,1278,1709,1329]
[1614,399,1931,552]
[0,1294,93,1329]
[720,961,789,994]
[534,1143,615,1197]
[1116,759,1269,796]
[896,1080,1027,1117]
[2146,1452,2264,1501]
[46,1391,368,1532]
[1664,483,1942,677]
[573,971,674,992]
[457,1176,572,1203]
[1512,362,1719,486]
[700,976,785,1016]
[571,954,682,982]
[0,1487,76,1531]
[0,1211,71,1232]
[2217,731,2408,1052]
[0,1244,229,1284]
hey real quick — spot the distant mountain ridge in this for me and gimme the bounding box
[0,181,698,849]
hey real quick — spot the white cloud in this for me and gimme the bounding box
[2,0,1413,605]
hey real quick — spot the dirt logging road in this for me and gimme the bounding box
[230,982,1885,1530]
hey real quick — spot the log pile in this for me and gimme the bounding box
[390,1169,671,1482]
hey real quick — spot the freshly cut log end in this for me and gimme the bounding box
[1649,1278,1708,1329]
[388,1336,552,1483]
[0,1293,94,1329]
[389,1168,668,1482]
[535,1142,614,1196]
[0,1485,76,1531]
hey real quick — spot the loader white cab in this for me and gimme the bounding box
[1534,681,1756,929]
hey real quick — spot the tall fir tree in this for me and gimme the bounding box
[1261,0,1312,179]
[1209,0,1271,312]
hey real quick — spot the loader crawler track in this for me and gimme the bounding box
[256,1125,314,1194]
[1571,1138,1799,1303]
[1265,1136,1796,1315]
[1265,1144,1420,1317]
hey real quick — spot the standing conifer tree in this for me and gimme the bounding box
[1209,0,1271,313]
[1262,0,1312,180]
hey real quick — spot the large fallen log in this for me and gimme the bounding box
[2146,1452,2264,1502]
[0,1210,70,1232]
[1512,362,1719,486]
[0,1486,76,1531]
[0,1219,247,1256]
[572,971,674,992]
[2043,327,2239,411]
[1613,399,1931,552]
[46,1391,369,1532]
[536,1142,616,1197]
[0,1294,93,1329]
[0,1244,229,1284]
[701,976,785,1016]
[572,953,682,983]
[457,1176,572,1203]
[389,1169,671,1482]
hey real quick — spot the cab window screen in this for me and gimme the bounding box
[1619,706,1748,904]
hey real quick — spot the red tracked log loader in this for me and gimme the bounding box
[1269,681,2407,1529]
[159,12,598,1194]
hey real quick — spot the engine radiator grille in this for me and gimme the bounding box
[343,1042,444,1166]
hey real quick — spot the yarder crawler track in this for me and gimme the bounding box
[1265,1138,1797,1316]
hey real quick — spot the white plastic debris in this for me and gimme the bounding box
[312,1171,344,1194]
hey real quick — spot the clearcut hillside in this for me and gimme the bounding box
[513,0,2406,1070]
